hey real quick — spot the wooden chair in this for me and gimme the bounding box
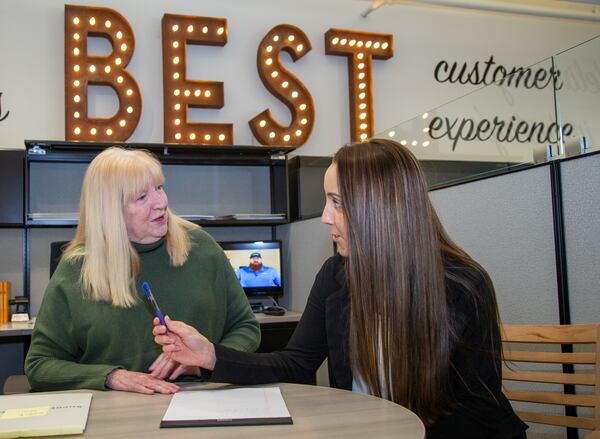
[3,374,31,394]
[501,324,600,437]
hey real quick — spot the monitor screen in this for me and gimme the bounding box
[219,240,283,297]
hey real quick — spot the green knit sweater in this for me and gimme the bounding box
[25,227,260,391]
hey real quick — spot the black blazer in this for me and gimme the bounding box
[210,254,527,439]
[212,253,351,388]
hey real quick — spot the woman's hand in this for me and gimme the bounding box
[153,316,216,370]
[105,369,179,394]
[148,353,200,380]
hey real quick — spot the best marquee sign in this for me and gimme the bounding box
[64,4,393,146]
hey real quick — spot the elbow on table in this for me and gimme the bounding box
[24,356,59,392]
[23,361,45,391]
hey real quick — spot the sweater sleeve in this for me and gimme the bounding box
[25,278,122,391]
[217,250,261,352]
[209,256,333,385]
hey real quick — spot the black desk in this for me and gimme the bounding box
[0,321,34,364]
[0,313,301,366]
[255,311,301,352]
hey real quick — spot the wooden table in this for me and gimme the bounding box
[49,383,425,438]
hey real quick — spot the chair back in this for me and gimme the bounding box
[3,375,31,394]
[502,324,600,433]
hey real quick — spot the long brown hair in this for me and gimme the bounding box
[334,138,500,425]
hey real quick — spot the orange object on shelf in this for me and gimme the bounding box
[0,281,11,323]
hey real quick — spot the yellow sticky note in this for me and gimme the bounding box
[0,406,51,419]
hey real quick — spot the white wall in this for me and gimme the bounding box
[0,0,598,156]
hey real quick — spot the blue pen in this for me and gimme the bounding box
[141,281,167,327]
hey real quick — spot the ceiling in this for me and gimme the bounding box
[359,0,600,22]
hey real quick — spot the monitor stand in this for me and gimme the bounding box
[248,296,278,313]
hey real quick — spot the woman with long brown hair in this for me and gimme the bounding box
[153,139,527,438]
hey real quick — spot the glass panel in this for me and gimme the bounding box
[375,57,560,188]
[163,164,271,216]
[29,162,87,219]
[28,162,272,221]
[553,35,600,154]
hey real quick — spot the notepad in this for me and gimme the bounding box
[0,392,92,438]
[160,386,292,427]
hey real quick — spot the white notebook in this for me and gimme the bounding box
[0,392,92,438]
[161,386,292,427]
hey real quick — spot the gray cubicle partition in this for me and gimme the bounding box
[276,217,334,313]
[561,153,600,325]
[276,216,335,387]
[561,154,598,439]
[279,152,599,331]
[428,154,600,439]
[429,164,561,325]
[430,163,563,439]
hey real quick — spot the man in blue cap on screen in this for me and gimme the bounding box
[236,252,281,288]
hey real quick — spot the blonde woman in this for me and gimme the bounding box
[154,139,527,438]
[25,147,260,394]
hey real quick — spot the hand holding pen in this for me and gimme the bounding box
[152,316,217,371]
[141,281,167,330]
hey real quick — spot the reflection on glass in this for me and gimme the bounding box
[376,53,572,187]
[554,34,600,155]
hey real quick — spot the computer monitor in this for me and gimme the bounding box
[219,240,283,299]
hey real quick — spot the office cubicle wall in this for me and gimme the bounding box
[429,154,599,439]
[561,153,600,325]
[560,153,599,439]
[430,164,560,325]
[281,153,599,327]
[276,217,334,313]
[277,216,335,387]
[430,163,563,439]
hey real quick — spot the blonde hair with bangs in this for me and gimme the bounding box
[64,147,197,308]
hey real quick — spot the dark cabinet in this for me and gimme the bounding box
[0,150,24,226]
[1,140,297,307]
[257,321,299,353]
[24,140,295,227]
